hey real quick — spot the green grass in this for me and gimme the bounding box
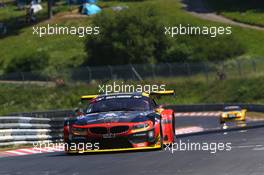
[0,1,87,72]
[0,0,147,72]
[0,0,264,73]
[204,0,264,27]
[0,76,264,115]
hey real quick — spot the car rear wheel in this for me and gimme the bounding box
[172,114,176,142]
[159,122,164,149]
[220,117,225,124]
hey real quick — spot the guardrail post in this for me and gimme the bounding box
[108,65,114,80]
[184,62,191,76]
[203,62,209,84]
[130,64,143,81]
[20,72,25,86]
[151,64,156,79]
[86,66,92,82]
[166,63,173,77]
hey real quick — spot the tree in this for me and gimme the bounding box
[84,6,169,66]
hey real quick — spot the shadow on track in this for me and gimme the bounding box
[47,148,162,157]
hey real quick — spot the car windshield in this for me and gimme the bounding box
[224,106,241,112]
[86,97,151,113]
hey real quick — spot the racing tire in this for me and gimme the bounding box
[159,122,164,150]
[219,118,225,124]
[172,114,176,142]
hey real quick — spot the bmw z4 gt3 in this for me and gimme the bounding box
[64,91,176,153]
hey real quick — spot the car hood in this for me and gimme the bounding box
[74,111,155,125]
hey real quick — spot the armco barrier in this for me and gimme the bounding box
[165,104,264,112]
[1,104,263,147]
[7,104,264,117]
[1,110,72,146]
[8,110,74,118]
[0,116,64,147]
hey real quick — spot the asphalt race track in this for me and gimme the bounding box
[0,116,263,175]
[0,128,263,175]
[175,116,219,129]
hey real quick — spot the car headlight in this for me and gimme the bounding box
[133,123,149,130]
[237,113,242,117]
[71,127,87,135]
[132,121,152,132]
[222,113,227,118]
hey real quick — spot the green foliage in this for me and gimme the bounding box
[85,5,169,65]
[0,0,263,73]
[0,76,264,115]
[84,3,246,66]
[160,35,246,62]
[0,83,98,115]
[158,77,264,104]
[189,36,246,62]
[5,51,50,73]
[162,43,192,62]
[205,0,264,26]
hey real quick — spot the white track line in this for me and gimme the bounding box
[5,150,28,155]
[174,112,220,117]
[1,124,209,158]
[176,126,204,135]
[18,149,41,154]
[32,148,55,153]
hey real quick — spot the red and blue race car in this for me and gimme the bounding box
[64,91,176,153]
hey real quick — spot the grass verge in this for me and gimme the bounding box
[0,76,264,115]
[204,0,264,27]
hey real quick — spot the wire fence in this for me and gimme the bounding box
[0,59,263,85]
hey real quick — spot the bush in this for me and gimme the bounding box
[159,37,193,62]
[5,51,50,73]
[84,4,246,66]
[160,35,246,63]
[189,36,246,62]
[84,5,169,66]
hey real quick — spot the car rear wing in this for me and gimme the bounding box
[81,95,98,101]
[149,90,175,95]
[145,90,175,98]
[81,90,175,101]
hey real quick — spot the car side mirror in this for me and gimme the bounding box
[75,108,84,116]
[155,107,164,113]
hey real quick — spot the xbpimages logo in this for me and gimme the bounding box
[98,82,167,94]
[163,140,232,154]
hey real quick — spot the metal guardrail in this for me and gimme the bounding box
[7,104,264,118]
[8,110,74,118]
[0,116,64,147]
[166,104,264,112]
[0,59,263,83]
[0,104,263,147]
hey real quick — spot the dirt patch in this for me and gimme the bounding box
[247,112,264,121]
[43,9,89,24]
[0,80,56,87]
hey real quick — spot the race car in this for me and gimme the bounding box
[64,91,176,153]
[220,106,247,124]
